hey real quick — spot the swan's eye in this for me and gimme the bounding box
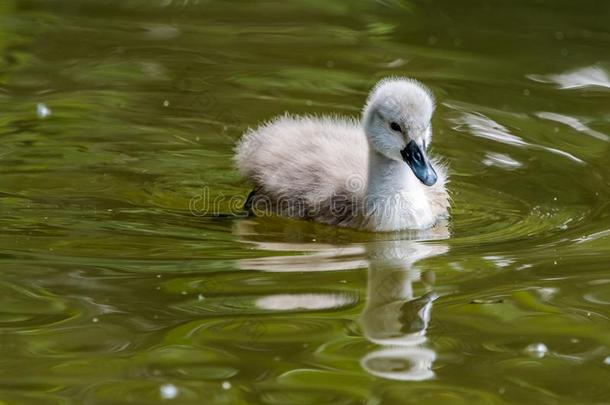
[390,122,402,132]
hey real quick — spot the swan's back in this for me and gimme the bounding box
[235,114,369,224]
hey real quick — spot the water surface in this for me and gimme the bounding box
[1,0,610,403]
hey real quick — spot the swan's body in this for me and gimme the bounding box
[234,78,449,232]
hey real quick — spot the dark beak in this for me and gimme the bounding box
[400,140,437,186]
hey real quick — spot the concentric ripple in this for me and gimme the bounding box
[448,181,589,246]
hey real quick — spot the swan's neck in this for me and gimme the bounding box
[364,149,434,230]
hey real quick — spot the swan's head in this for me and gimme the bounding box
[363,77,437,186]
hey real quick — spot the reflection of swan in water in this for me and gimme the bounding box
[360,239,448,381]
[232,219,448,381]
[233,220,368,273]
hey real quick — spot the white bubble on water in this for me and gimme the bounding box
[160,383,178,399]
[37,103,51,118]
[525,343,548,358]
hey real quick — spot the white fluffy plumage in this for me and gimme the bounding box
[234,77,449,232]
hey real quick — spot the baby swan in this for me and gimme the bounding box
[234,77,449,232]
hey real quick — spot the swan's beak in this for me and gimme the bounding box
[400,140,437,186]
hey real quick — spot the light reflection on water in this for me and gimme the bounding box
[528,65,610,90]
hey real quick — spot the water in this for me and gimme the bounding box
[1,0,609,403]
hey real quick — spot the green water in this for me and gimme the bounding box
[1,0,610,403]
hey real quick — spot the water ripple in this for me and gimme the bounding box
[449,108,585,164]
[528,66,610,90]
[535,112,609,142]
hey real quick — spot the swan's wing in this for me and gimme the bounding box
[235,114,369,212]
